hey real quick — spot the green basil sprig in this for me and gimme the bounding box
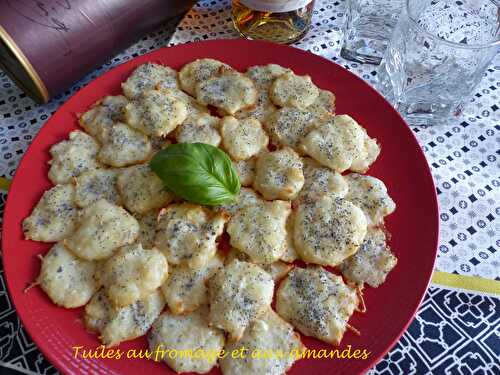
[150,143,240,206]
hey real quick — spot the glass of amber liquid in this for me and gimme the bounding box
[232,0,315,44]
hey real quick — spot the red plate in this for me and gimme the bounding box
[2,39,439,375]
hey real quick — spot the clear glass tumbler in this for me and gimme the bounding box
[341,0,404,64]
[377,0,500,126]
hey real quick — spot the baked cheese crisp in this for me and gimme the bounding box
[84,289,165,347]
[340,227,398,288]
[79,95,128,141]
[148,306,225,374]
[270,72,319,109]
[155,203,228,268]
[23,184,80,242]
[175,113,221,146]
[48,130,100,185]
[254,148,304,200]
[297,157,348,202]
[179,58,232,96]
[65,199,139,261]
[122,62,178,99]
[221,309,305,375]
[162,254,224,314]
[294,195,367,266]
[220,116,268,160]
[38,242,98,308]
[208,260,274,341]
[100,243,168,307]
[97,122,152,167]
[195,70,257,115]
[125,89,187,137]
[74,168,122,208]
[300,114,380,173]
[265,107,319,151]
[345,173,396,226]
[117,164,174,214]
[227,199,291,264]
[276,267,358,345]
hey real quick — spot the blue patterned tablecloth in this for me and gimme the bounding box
[0,1,499,374]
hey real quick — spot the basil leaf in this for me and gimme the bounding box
[149,143,240,206]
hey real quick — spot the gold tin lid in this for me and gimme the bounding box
[0,25,49,104]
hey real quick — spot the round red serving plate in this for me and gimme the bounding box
[2,39,439,375]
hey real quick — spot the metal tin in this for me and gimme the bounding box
[0,0,195,103]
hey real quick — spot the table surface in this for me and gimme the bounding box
[0,1,498,374]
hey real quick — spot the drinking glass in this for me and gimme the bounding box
[377,0,500,126]
[341,0,404,64]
